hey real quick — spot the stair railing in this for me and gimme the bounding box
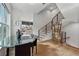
[38,11,66,44]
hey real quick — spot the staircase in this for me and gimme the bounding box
[38,12,67,44]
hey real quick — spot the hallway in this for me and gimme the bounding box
[33,40,79,56]
[0,3,79,56]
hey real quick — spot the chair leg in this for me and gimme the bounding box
[32,46,34,56]
[36,45,37,54]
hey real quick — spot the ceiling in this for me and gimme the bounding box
[11,3,59,15]
[11,3,48,14]
[11,3,59,22]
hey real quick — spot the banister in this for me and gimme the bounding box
[38,11,66,44]
[38,11,63,41]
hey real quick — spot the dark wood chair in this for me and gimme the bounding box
[31,38,37,56]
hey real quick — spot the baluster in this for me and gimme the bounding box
[60,31,63,44]
[38,30,40,40]
[64,32,66,43]
[45,25,47,34]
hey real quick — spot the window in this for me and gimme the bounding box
[0,4,6,23]
[0,4,10,46]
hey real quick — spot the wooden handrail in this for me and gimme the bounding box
[38,11,64,41]
[38,11,67,45]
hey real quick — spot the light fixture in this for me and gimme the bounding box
[49,7,54,12]
[0,24,2,27]
[50,7,53,10]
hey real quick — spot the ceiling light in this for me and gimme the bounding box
[50,7,53,10]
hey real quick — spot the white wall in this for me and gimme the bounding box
[33,8,59,35]
[57,3,79,48]
[56,3,79,27]
[63,23,79,48]
[11,8,33,44]
[6,3,12,13]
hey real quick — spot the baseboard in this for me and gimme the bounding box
[66,43,79,50]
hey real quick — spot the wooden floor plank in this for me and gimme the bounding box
[33,40,79,56]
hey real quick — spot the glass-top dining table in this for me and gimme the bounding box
[0,34,38,56]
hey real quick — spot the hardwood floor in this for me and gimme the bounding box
[33,40,79,56]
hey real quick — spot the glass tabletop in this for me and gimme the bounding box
[0,34,37,48]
